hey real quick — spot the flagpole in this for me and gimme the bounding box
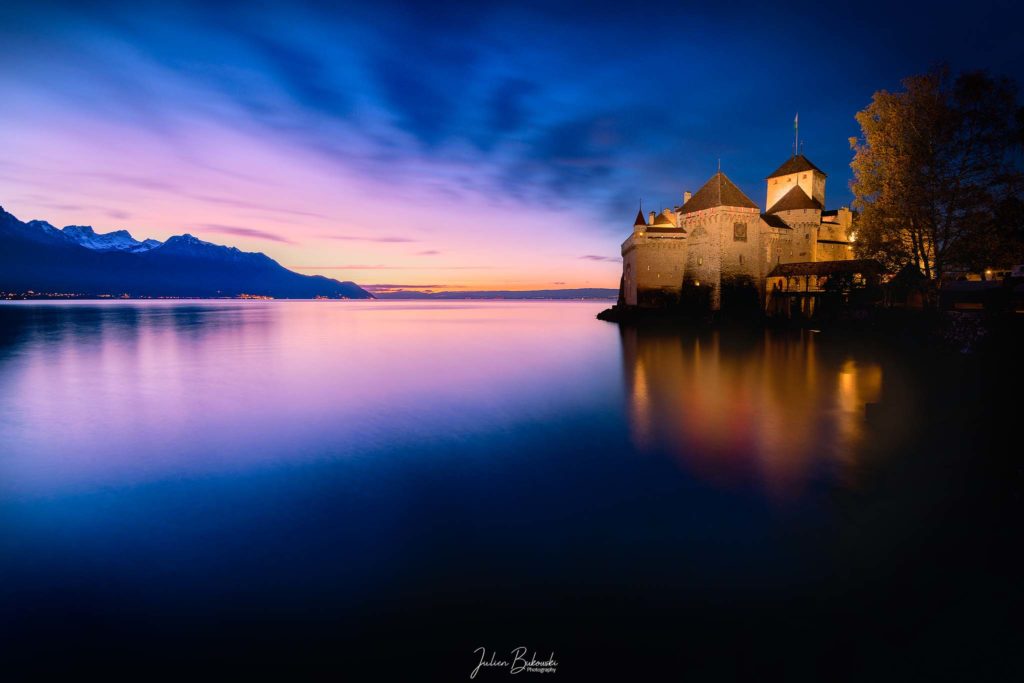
[794,112,799,156]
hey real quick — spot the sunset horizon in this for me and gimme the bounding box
[5,0,1021,292]
[3,1,1022,679]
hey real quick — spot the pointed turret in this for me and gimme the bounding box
[633,208,647,227]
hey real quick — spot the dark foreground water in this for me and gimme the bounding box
[0,302,1019,679]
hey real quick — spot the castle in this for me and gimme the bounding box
[620,154,858,312]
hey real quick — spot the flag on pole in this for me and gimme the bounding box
[794,112,799,129]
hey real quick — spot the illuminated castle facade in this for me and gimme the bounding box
[621,154,856,310]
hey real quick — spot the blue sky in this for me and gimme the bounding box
[1,0,1021,289]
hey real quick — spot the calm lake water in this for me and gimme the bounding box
[0,301,1017,679]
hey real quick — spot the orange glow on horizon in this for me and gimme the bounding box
[0,111,623,294]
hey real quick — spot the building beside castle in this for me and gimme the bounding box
[620,154,861,313]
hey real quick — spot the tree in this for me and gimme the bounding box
[849,68,1024,282]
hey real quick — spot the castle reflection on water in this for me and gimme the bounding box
[620,326,888,499]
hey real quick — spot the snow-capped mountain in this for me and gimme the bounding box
[62,225,162,252]
[0,205,373,299]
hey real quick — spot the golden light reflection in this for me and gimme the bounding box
[630,353,653,448]
[620,327,884,499]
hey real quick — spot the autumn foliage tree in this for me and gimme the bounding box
[849,68,1024,281]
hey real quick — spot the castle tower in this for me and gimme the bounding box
[621,202,687,308]
[765,154,826,212]
[677,170,762,311]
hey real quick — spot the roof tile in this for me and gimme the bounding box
[767,259,882,277]
[761,213,791,229]
[767,154,825,179]
[680,171,759,214]
[766,185,823,214]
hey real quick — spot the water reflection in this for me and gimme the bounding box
[620,326,884,499]
[0,302,1010,678]
[0,301,621,496]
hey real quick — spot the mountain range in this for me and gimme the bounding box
[0,205,372,299]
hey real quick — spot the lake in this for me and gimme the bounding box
[0,301,1017,679]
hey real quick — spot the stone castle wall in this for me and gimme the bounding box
[773,209,819,262]
[680,207,763,310]
[622,231,687,307]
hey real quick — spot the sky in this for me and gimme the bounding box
[1,0,1022,292]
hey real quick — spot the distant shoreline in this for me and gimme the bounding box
[370,287,617,301]
[1,295,616,302]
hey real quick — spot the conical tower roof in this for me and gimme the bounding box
[633,208,647,226]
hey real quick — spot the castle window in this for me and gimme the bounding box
[698,257,703,266]
[739,254,744,264]
[733,222,747,242]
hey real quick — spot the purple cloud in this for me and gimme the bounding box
[291,264,497,270]
[362,283,460,293]
[199,223,296,244]
[191,194,325,219]
[322,234,418,243]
